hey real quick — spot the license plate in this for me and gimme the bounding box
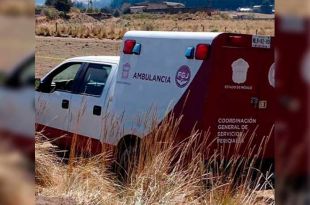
[252,35,271,49]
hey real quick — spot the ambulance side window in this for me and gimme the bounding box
[79,63,112,97]
[38,62,82,93]
[50,63,82,92]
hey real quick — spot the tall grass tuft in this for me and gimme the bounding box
[36,109,274,204]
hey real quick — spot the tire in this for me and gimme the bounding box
[114,135,140,183]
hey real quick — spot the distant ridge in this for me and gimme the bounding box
[35,0,112,7]
[111,0,274,9]
[36,0,274,10]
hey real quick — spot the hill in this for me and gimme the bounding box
[111,0,274,9]
[36,0,274,10]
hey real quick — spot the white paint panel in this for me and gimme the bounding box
[35,91,72,132]
[68,63,118,141]
[110,31,221,142]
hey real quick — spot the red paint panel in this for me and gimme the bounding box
[173,33,275,159]
[36,124,115,156]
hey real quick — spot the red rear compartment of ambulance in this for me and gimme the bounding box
[174,33,275,160]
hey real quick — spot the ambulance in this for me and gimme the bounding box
[35,31,275,162]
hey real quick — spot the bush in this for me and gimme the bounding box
[42,7,59,20]
[113,9,121,17]
[86,8,94,13]
[55,0,72,13]
[35,6,43,15]
[45,0,56,6]
[59,11,67,19]
[45,0,72,13]
[70,7,80,13]
[100,7,112,14]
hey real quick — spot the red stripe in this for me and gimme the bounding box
[172,33,274,159]
[36,124,115,156]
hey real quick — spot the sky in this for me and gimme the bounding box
[35,0,45,5]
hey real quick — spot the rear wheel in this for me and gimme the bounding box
[114,135,140,183]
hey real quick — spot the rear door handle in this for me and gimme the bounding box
[250,97,259,109]
[93,105,102,116]
[62,99,69,109]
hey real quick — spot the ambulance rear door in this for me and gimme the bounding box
[203,34,275,157]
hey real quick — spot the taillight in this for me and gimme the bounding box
[195,44,210,60]
[123,40,136,54]
[228,36,248,47]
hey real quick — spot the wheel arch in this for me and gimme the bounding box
[116,134,141,151]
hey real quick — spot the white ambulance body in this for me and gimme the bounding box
[111,31,221,141]
[35,31,275,158]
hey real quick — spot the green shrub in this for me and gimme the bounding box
[42,7,59,20]
[59,11,66,19]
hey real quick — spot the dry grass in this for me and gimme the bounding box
[35,133,63,188]
[35,22,127,40]
[35,12,274,40]
[35,112,274,205]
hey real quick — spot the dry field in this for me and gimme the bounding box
[35,12,274,77]
[35,12,274,41]
[35,36,120,77]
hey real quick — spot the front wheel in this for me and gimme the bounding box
[114,135,140,183]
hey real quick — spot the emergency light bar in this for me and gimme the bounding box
[123,40,136,54]
[195,44,210,60]
[185,47,195,59]
[133,43,141,55]
[123,40,142,55]
[185,44,210,60]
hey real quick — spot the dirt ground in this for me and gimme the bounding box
[35,36,120,77]
[36,196,77,205]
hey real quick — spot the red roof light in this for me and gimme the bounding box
[195,44,210,60]
[123,40,136,54]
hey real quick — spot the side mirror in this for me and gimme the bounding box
[35,78,41,90]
